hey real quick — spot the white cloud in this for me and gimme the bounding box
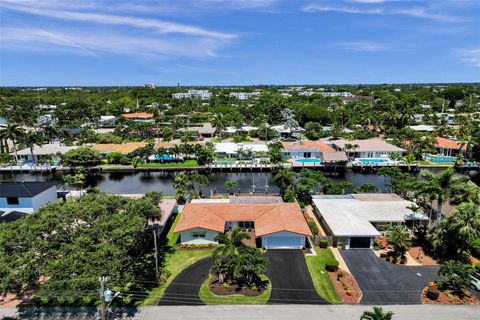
[337,41,389,52]
[456,48,480,67]
[302,4,384,14]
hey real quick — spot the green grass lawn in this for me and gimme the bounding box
[166,212,182,247]
[418,160,454,167]
[142,248,213,305]
[198,275,271,305]
[305,248,342,304]
[137,160,200,168]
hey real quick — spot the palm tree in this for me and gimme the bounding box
[360,306,394,320]
[212,113,227,138]
[390,151,401,165]
[406,203,424,232]
[448,202,480,255]
[273,167,295,197]
[401,152,416,171]
[213,227,251,257]
[224,180,238,194]
[267,141,283,165]
[20,131,44,166]
[387,226,411,262]
[3,124,25,164]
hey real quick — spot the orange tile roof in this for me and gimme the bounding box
[434,137,466,150]
[175,203,312,237]
[120,112,154,118]
[93,142,146,154]
[283,140,336,153]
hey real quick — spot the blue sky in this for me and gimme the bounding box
[0,0,479,86]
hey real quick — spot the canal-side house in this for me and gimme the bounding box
[15,143,78,165]
[93,142,147,156]
[331,138,405,160]
[175,202,312,249]
[0,182,60,222]
[281,140,346,161]
[312,194,428,249]
[433,137,466,156]
[213,142,269,159]
[120,112,155,122]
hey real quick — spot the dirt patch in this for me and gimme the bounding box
[0,293,23,308]
[409,246,439,266]
[328,268,362,304]
[208,277,265,297]
[422,287,479,305]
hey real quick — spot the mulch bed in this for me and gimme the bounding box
[409,246,439,266]
[208,277,264,297]
[328,269,362,304]
[422,287,479,305]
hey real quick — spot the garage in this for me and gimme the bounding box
[262,232,305,249]
[349,237,372,249]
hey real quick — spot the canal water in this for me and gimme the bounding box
[1,169,478,196]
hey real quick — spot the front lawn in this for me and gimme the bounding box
[305,248,342,304]
[142,248,213,305]
[137,160,200,168]
[198,275,271,305]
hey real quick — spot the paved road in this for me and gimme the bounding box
[157,257,214,306]
[266,249,328,304]
[340,249,440,304]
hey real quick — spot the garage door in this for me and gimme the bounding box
[349,237,371,248]
[264,236,302,249]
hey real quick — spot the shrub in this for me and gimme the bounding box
[319,239,328,248]
[325,260,339,272]
[400,256,407,264]
[470,237,480,258]
[119,156,131,165]
[308,221,319,235]
[426,286,440,300]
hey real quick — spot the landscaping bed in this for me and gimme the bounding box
[328,269,362,304]
[305,248,342,304]
[422,286,479,305]
[198,275,271,304]
[409,246,439,266]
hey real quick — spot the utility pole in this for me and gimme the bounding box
[153,228,159,280]
[99,276,109,320]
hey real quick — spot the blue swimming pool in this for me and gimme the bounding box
[296,158,322,163]
[425,154,456,163]
[155,155,176,161]
[358,158,388,163]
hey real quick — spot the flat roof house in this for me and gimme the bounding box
[175,203,312,249]
[282,140,347,162]
[0,182,59,222]
[15,143,77,164]
[332,138,404,160]
[214,142,269,159]
[120,112,154,121]
[312,194,428,249]
[93,142,147,155]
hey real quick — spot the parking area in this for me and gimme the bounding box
[266,249,328,304]
[340,249,440,304]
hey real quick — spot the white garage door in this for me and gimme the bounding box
[264,236,303,249]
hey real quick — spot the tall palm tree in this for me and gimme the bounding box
[3,124,25,164]
[401,153,417,171]
[273,167,295,196]
[20,131,44,166]
[213,227,251,258]
[360,306,394,320]
[448,202,480,255]
[212,113,227,138]
[387,226,411,262]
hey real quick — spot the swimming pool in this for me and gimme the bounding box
[357,158,389,163]
[155,155,176,161]
[425,154,456,163]
[296,158,322,163]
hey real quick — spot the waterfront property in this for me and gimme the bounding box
[433,137,466,157]
[214,142,269,159]
[331,138,405,160]
[282,140,347,164]
[0,181,61,222]
[93,142,147,155]
[15,143,77,164]
[312,194,428,249]
[175,202,312,249]
[178,123,216,138]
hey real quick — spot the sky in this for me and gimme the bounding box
[0,0,479,86]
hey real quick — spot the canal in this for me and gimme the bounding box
[1,169,478,196]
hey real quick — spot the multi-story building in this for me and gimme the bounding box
[172,89,213,100]
[229,92,261,100]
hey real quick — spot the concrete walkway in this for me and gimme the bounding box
[2,305,478,320]
[331,247,351,273]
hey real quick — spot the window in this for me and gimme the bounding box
[192,232,206,238]
[6,197,19,205]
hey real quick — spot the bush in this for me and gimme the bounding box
[325,260,339,272]
[119,156,131,165]
[319,239,328,248]
[308,221,319,235]
[426,286,440,300]
[470,237,480,258]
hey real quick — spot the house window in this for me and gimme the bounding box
[6,197,19,205]
[192,232,206,238]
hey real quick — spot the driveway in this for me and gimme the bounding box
[340,249,440,304]
[266,249,328,304]
[158,257,214,306]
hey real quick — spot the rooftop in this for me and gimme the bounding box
[93,142,146,154]
[332,138,405,153]
[214,142,269,154]
[175,203,311,237]
[16,143,77,156]
[0,182,57,198]
[312,194,428,237]
[434,137,466,150]
[283,140,336,153]
[120,112,154,118]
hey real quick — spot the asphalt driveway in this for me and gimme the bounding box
[340,249,440,304]
[157,257,214,306]
[266,249,328,304]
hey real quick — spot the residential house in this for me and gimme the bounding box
[312,194,428,249]
[433,137,466,156]
[15,143,77,164]
[175,202,312,249]
[282,140,344,160]
[0,182,60,222]
[331,138,405,160]
[93,142,147,155]
[179,123,216,138]
[120,112,154,122]
[214,142,269,159]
